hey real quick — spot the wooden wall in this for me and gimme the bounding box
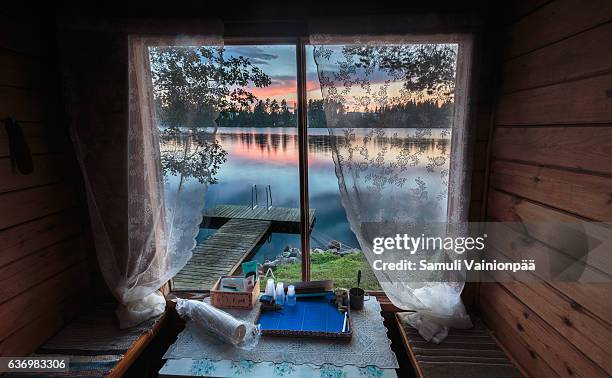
[0,13,91,356]
[480,0,612,377]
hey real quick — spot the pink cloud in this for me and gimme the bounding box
[249,79,321,101]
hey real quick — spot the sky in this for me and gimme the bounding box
[221,44,457,111]
[223,45,322,108]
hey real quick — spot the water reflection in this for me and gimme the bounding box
[160,126,450,263]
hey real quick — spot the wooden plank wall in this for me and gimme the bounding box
[480,1,612,377]
[456,9,506,309]
[0,13,92,356]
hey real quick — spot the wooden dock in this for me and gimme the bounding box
[172,205,316,290]
[201,204,316,233]
[172,218,271,290]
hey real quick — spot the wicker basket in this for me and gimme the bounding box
[210,276,260,310]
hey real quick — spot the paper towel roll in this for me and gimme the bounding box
[175,299,248,345]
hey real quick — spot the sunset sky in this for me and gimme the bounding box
[222,44,456,111]
[223,45,321,107]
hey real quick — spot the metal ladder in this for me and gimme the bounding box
[251,184,273,210]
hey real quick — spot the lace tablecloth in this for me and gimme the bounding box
[164,297,399,369]
[160,359,398,377]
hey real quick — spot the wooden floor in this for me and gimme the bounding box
[172,218,271,290]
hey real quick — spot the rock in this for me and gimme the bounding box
[277,256,299,265]
[282,251,291,258]
[312,248,324,254]
[286,256,299,264]
[328,240,341,251]
[264,259,280,269]
[340,248,359,255]
[283,245,292,252]
[288,247,300,257]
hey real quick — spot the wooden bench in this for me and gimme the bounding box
[395,313,524,378]
[20,304,165,377]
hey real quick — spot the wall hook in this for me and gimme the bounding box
[2,117,33,175]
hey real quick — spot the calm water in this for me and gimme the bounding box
[189,127,449,264]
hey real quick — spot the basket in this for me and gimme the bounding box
[210,276,260,310]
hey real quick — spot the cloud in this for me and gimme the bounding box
[250,83,296,99]
[224,46,279,65]
[271,74,296,81]
[249,76,320,99]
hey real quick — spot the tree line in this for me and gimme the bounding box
[217,98,453,128]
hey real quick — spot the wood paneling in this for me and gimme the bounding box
[487,189,612,320]
[0,262,87,341]
[490,160,612,221]
[0,237,85,304]
[0,122,58,158]
[481,284,608,377]
[505,0,612,58]
[0,13,90,358]
[0,15,43,56]
[487,189,612,276]
[480,289,561,378]
[0,183,78,229]
[501,0,552,25]
[502,22,612,93]
[0,86,48,123]
[492,126,612,174]
[0,312,65,357]
[482,1,612,376]
[0,155,67,193]
[496,74,612,125]
[0,209,83,267]
[498,279,612,373]
[0,49,43,88]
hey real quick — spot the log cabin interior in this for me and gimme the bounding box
[1,1,611,377]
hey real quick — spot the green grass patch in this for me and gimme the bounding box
[268,252,381,290]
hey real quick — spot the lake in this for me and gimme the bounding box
[184,126,450,265]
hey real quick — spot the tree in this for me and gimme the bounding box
[269,99,280,126]
[342,44,457,103]
[253,100,266,126]
[149,46,272,128]
[160,128,227,184]
[280,99,293,127]
[149,46,271,184]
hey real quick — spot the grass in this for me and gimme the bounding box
[268,252,381,290]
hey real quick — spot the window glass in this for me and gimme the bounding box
[306,43,458,290]
[150,45,301,289]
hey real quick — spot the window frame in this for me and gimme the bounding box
[164,35,475,302]
[220,38,311,282]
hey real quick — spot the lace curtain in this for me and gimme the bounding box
[68,33,223,328]
[311,35,474,342]
[123,35,224,327]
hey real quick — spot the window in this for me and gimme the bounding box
[147,37,468,291]
[305,40,460,290]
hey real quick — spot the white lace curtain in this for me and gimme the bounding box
[69,34,223,328]
[311,34,474,342]
[123,35,224,327]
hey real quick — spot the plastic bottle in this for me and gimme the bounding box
[275,282,285,305]
[286,285,296,306]
[265,278,276,301]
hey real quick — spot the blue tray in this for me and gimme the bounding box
[257,292,352,340]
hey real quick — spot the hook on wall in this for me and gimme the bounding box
[2,117,33,175]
